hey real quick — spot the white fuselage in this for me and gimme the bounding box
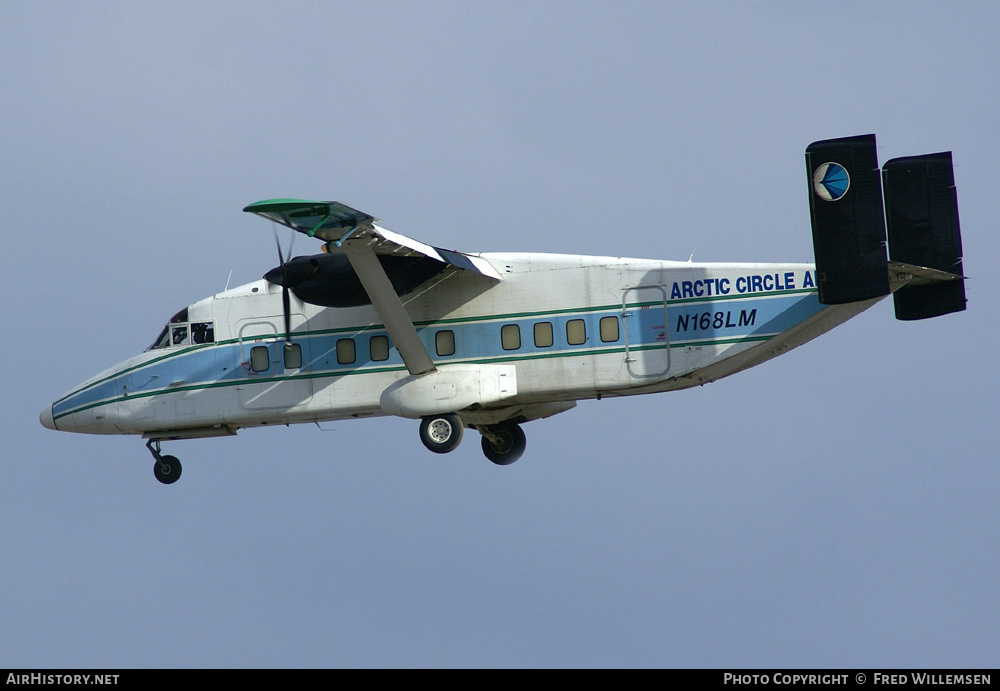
[44,252,877,438]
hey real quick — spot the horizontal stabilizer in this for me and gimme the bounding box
[805,134,890,305]
[882,153,966,320]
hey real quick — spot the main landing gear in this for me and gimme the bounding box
[479,423,526,466]
[418,413,526,466]
[146,439,182,485]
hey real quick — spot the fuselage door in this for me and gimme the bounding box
[237,317,313,409]
[623,286,670,377]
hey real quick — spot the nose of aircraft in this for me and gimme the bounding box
[39,405,57,431]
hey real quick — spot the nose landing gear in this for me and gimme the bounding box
[146,439,182,485]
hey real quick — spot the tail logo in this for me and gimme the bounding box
[812,162,850,201]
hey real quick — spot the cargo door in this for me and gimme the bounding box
[622,286,670,377]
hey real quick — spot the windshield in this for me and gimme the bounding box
[148,325,170,351]
[146,308,215,351]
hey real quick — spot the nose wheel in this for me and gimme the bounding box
[146,439,182,485]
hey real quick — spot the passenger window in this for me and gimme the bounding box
[191,322,215,344]
[600,316,620,343]
[566,319,586,345]
[501,324,521,351]
[370,335,389,362]
[534,322,553,348]
[436,330,455,356]
[283,343,302,369]
[337,338,356,365]
[171,325,189,346]
[250,345,270,372]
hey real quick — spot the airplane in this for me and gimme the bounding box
[39,134,966,484]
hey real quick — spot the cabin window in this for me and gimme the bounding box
[370,335,389,362]
[600,316,620,343]
[501,324,521,351]
[534,322,553,348]
[566,319,586,345]
[283,343,302,369]
[250,345,270,372]
[436,330,455,356]
[337,338,356,365]
[535,322,552,348]
[191,322,215,344]
[171,325,189,346]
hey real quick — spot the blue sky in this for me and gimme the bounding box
[2,1,997,668]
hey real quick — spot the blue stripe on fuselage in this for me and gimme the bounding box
[669,292,823,342]
[53,291,823,419]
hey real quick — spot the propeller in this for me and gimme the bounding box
[270,226,295,344]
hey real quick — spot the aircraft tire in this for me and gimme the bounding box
[419,413,464,454]
[481,423,526,466]
[153,455,182,484]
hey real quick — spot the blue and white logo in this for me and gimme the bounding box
[812,162,850,201]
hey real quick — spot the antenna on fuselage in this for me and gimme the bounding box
[224,270,233,292]
[687,243,700,262]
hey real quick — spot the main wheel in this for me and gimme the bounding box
[153,455,182,484]
[481,423,526,465]
[419,413,464,454]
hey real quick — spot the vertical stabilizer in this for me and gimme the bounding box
[805,134,890,305]
[882,152,966,320]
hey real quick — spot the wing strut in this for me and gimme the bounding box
[343,242,437,376]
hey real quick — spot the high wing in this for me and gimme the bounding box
[244,199,501,376]
[243,199,502,280]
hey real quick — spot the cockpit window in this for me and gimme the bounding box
[147,314,215,351]
[191,322,214,344]
[149,326,170,351]
[172,325,189,346]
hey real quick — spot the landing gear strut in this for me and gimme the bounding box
[146,439,182,485]
[479,422,526,465]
